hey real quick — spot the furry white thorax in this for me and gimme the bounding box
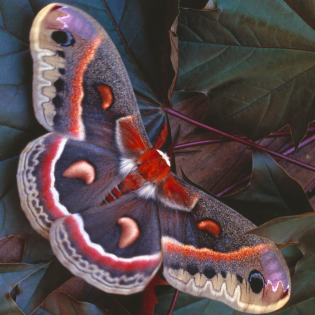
[119,157,136,177]
[157,150,171,166]
[119,150,170,200]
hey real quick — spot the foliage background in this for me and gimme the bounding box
[0,0,315,314]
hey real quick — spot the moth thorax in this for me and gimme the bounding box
[157,149,170,166]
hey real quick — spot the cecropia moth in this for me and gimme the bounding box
[17,3,291,313]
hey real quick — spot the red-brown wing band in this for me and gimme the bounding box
[157,178,291,314]
[50,195,162,294]
[30,3,146,145]
[17,133,69,239]
[17,131,121,239]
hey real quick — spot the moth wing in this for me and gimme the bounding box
[17,132,123,238]
[157,175,291,314]
[17,131,161,294]
[30,3,149,146]
[50,194,162,294]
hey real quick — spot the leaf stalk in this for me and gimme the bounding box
[164,107,315,172]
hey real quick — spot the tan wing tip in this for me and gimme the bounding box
[30,3,64,49]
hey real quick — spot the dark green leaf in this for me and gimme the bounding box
[154,289,245,315]
[15,258,72,315]
[275,298,315,315]
[33,291,107,315]
[0,184,53,264]
[219,150,314,225]
[249,213,315,248]
[283,0,315,31]
[175,0,315,147]
[280,245,303,278]
[0,262,49,315]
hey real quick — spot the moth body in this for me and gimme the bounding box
[16,3,291,313]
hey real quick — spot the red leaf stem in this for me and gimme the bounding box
[216,133,315,196]
[164,107,315,172]
[167,289,179,315]
[173,127,315,150]
[216,175,251,197]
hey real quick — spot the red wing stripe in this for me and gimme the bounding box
[50,214,162,294]
[39,136,69,219]
[59,214,161,272]
[162,237,270,262]
[68,35,102,138]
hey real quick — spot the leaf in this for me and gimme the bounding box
[0,184,54,263]
[175,0,315,147]
[249,212,315,308]
[283,0,315,31]
[280,245,303,278]
[249,213,315,247]
[33,291,107,315]
[140,273,169,315]
[275,298,315,315]
[183,150,313,226]
[15,258,72,315]
[0,262,49,315]
[84,290,132,315]
[0,236,24,263]
[219,150,314,225]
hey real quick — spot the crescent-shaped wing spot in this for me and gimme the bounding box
[96,85,113,111]
[197,219,221,239]
[117,217,140,249]
[62,160,95,185]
